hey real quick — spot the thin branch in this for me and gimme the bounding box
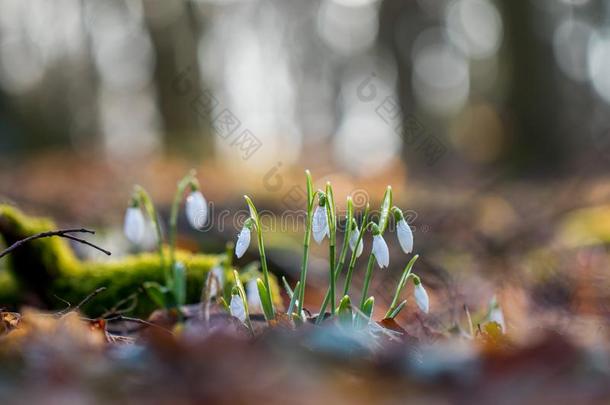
[104,315,174,335]
[74,287,107,311]
[0,228,111,258]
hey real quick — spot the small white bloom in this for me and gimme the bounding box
[124,207,145,244]
[372,234,390,268]
[414,282,429,313]
[489,305,505,332]
[209,265,224,297]
[229,294,247,323]
[349,227,364,257]
[235,226,251,258]
[246,279,262,311]
[186,190,208,230]
[397,219,414,254]
[312,205,329,244]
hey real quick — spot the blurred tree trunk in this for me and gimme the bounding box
[500,0,565,175]
[143,2,214,160]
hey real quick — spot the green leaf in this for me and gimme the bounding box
[337,295,353,326]
[244,195,259,223]
[143,281,167,309]
[282,276,294,299]
[256,278,275,321]
[362,296,375,320]
[172,262,187,307]
[287,281,301,318]
[325,182,337,234]
[387,300,407,319]
[305,169,314,209]
[378,186,393,234]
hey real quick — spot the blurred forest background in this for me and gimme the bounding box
[2,0,610,324]
[1,0,610,174]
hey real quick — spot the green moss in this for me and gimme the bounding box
[0,205,282,317]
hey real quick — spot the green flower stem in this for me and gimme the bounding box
[244,195,275,318]
[343,204,371,296]
[169,170,197,278]
[135,185,168,285]
[297,170,315,316]
[325,183,337,315]
[359,186,392,311]
[317,197,354,318]
[385,254,419,318]
[358,255,376,310]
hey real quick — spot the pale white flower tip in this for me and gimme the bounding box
[246,279,262,310]
[124,207,145,244]
[397,219,414,254]
[349,228,364,258]
[186,191,208,230]
[489,305,505,332]
[229,294,247,323]
[372,235,390,268]
[235,226,251,258]
[312,206,329,244]
[414,283,429,313]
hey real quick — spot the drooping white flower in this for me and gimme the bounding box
[229,294,247,323]
[246,279,263,311]
[124,207,145,244]
[186,190,208,230]
[489,298,505,332]
[235,225,251,258]
[312,205,329,244]
[397,219,414,254]
[372,234,390,268]
[349,227,364,257]
[413,281,429,313]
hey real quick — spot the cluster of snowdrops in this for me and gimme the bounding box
[121,169,500,331]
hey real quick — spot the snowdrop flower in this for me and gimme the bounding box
[235,220,253,258]
[246,279,262,311]
[349,223,364,257]
[393,207,413,254]
[312,203,329,244]
[186,190,208,230]
[397,219,414,254]
[371,225,390,268]
[229,294,247,323]
[489,296,505,332]
[413,277,429,313]
[124,206,145,244]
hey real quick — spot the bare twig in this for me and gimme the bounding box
[104,315,174,335]
[0,228,111,258]
[74,287,107,311]
[100,290,141,318]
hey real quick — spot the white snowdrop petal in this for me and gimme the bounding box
[312,206,329,244]
[186,191,208,230]
[349,228,364,258]
[124,207,145,244]
[230,295,247,323]
[246,279,262,310]
[235,227,251,258]
[414,283,429,313]
[372,235,390,268]
[489,307,505,332]
[397,219,414,254]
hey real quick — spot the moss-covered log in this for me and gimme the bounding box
[0,205,281,317]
